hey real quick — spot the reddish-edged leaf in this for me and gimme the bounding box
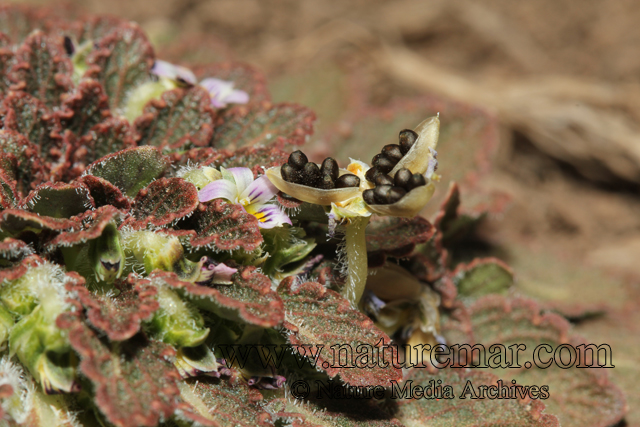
[366,216,435,268]
[57,79,110,137]
[457,296,627,427]
[186,199,263,252]
[268,397,403,427]
[86,146,170,198]
[434,182,486,245]
[194,61,271,104]
[219,146,289,177]
[71,117,138,171]
[0,5,53,43]
[277,278,402,387]
[179,146,233,167]
[0,33,13,95]
[57,309,181,427]
[211,102,315,149]
[21,181,94,218]
[134,86,215,152]
[0,237,33,276]
[0,168,18,209]
[72,15,128,45]
[66,273,159,341]
[451,258,513,298]
[176,377,273,427]
[0,130,47,194]
[79,175,131,210]
[1,91,62,163]
[45,205,120,250]
[150,268,284,328]
[128,178,199,229]
[84,22,154,111]
[8,30,73,108]
[395,367,559,427]
[0,209,77,237]
[408,231,448,284]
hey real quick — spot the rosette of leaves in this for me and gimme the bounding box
[0,5,627,427]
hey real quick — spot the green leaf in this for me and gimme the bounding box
[277,278,403,387]
[150,268,284,328]
[86,146,170,198]
[1,91,63,164]
[57,309,182,427]
[128,177,200,229]
[451,258,513,297]
[366,216,434,268]
[84,22,154,111]
[261,226,316,278]
[0,130,47,194]
[176,377,273,427]
[9,30,73,108]
[44,205,120,251]
[211,102,315,149]
[79,174,131,210]
[73,117,138,168]
[21,181,94,218]
[0,209,76,237]
[395,368,559,427]
[57,79,110,137]
[134,86,215,152]
[185,199,263,252]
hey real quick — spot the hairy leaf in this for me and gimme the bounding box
[0,130,47,193]
[134,86,215,152]
[459,296,627,427]
[57,309,181,427]
[434,182,486,245]
[9,30,73,108]
[366,216,434,268]
[58,79,110,137]
[186,199,263,252]
[176,377,273,427]
[211,102,315,149]
[179,147,233,168]
[0,167,18,209]
[218,146,289,177]
[86,146,170,198]
[67,274,159,341]
[0,208,77,236]
[150,268,284,328]
[408,232,448,284]
[21,181,94,218]
[74,117,138,168]
[79,174,131,210]
[45,205,120,250]
[194,61,271,104]
[395,368,559,427]
[85,22,154,111]
[128,178,199,229]
[451,258,513,297]
[0,34,13,95]
[277,278,402,387]
[0,237,33,274]
[0,5,52,43]
[1,91,62,163]
[73,15,128,45]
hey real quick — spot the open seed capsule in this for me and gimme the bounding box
[365,182,436,217]
[389,116,439,177]
[399,129,418,155]
[266,166,361,205]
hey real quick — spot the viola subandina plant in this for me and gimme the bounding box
[0,5,627,427]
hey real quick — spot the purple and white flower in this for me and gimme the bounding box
[200,78,250,108]
[199,167,291,229]
[151,60,197,86]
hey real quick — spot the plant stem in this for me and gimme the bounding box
[341,216,370,306]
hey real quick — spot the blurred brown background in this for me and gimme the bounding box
[9,0,640,424]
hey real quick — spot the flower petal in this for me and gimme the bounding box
[199,77,233,95]
[239,175,278,206]
[225,89,250,105]
[152,60,197,85]
[226,167,255,195]
[248,204,292,229]
[199,179,238,203]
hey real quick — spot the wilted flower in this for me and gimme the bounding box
[200,78,250,108]
[199,167,291,229]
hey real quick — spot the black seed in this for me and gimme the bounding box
[382,144,403,162]
[388,186,407,204]
[363,189,376,205]
[394,168,412,189]
[318,174,335,189]
[281,163,298,182]
[409,173,426,189]
[63,36,74,56]
[335,173,360,188]
[372,154,395,173]
[301,162,321,186]
[321,157,339,181]
[399,129,418,154]
[365,166,383,182]
[288,150,308,170]
[374,174,394,187]
[373,185,392,204]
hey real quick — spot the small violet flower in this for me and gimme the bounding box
[199,167,291,229]
[151,59,198,86]
[200,78,250,108]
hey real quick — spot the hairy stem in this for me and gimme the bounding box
[341,216,370,306]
